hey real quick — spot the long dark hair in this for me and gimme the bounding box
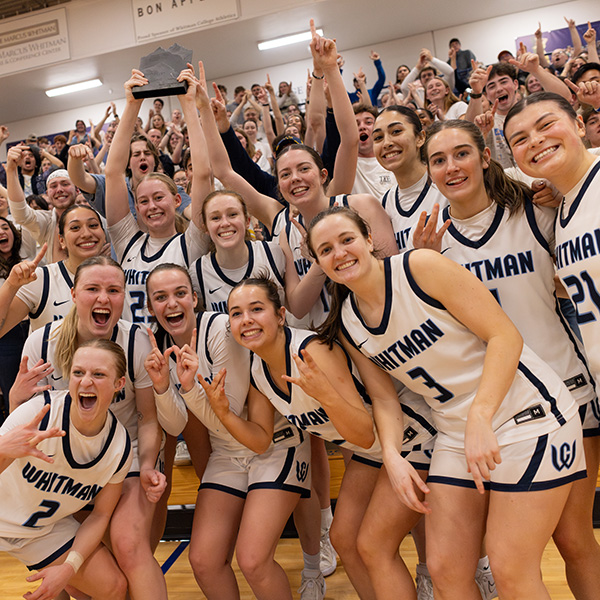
[306,206,372,348]
[0,217,22,279]
[424,120,533,215]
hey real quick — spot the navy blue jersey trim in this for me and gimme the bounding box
[39,391,52,431]
[516,434,547,487]
[349,257,394,334]
[62,396,119,469]
[402,403,437,436]
[350,453,383,468]
[524,198,551,254]
[248,481,310,497]
[203,312,221,365]
[29,267,50,319]
[262,241,286,286]
[127,324,139,383]
[489,470,586,492]
[209,240,255,287]
[138,232,187,264]
[274,447,295,484]
[114,432,132,475]
[27,537,75,571]
[199,482,247,499]
[445,203,504,249]
[404,251,446,310]
[395,179,432,218]
[41,322,53,363]
[559,159,600,228]
[426,475,490,490]
[381,188,391,209]
[517,362,566,425]
[121,230,145,263]
[260,328,294,404]
[194,258,206,307]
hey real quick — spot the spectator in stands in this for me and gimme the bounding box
[6,163,77,263]
[347,50,386,106]
[277,81,300,111]
[447,38,476,93]
[400,48,455,104]
[226,85,246,113]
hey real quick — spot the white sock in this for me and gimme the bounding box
[320,506,333,533]
[303,551,321,576]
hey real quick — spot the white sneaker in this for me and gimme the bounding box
[320,529,337,577]
[416,563,434,600]
[298,571,325,600]
[475,564,498,599]
[174,440,191,466]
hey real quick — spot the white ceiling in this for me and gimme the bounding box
[0,0,568,123]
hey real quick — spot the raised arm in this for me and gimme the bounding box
[583,22,599,63]
[310,20,359,196]
[304,68,327,152]
[369,50,387,103]
[5,145,47,237]
[104,69,147,227]
[194,63,281,231]
[509,52,571,101]
[281,341,376,448]
[200,372,274,454]
[341,334,430,513]
[0,245,46,338]
[265,75,285,136]
[534,22,550,69]
[256,86,277,150]
[178,67,212,229]
[565,17,583,58]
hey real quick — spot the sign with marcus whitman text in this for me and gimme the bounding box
[0,8,70,76]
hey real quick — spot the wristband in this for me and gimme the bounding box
[261,103,270,107]
[312,71,325,80]
[470,92,483,99]
[64,550,84,573]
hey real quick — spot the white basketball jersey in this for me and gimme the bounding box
[21,319,152,442]
[161,311,259,456]
[250,326,382,459]
[381,174,447,252]
[555,158,600,384]
[0,391,131,538]
[439,200,595,408]
[190,240,285,314]
[16,261,74,331]
[120,231,193,324]
[341,253,578,447]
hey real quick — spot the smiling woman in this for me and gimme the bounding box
[9,256,169,599]
[104,68,209,326]
[0,205,108,338]
[0,340,132,600]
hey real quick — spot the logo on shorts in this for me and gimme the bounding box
[551,440,577,471]
[296,460,309,483]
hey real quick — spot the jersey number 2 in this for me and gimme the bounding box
[23,500,60,528]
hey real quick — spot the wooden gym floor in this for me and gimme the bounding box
[1,450,596,598]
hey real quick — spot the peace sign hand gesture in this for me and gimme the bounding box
[172,328,198,393]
